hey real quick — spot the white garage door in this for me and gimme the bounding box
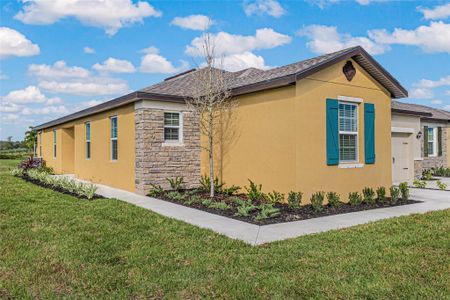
[391,132,411,184]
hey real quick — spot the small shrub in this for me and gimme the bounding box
[201,198,213,207]
[18,156,44,171]
[10,168,24,177]
[245,179,266,201]
[147,184,164,197]
[389,186,400,204]
[199,174,224,193]
[432,166,450,177]
[166,177,185,191]
[310,191,325,212]
[235,203,258,217]
[231,197,248,207]
[348,192,362,206]
[222,185,241,196]
[266,191,285,204]
[399,182,409,201]
[80,184,97,200]
[376,187,386,203]
[422,169,433,181]
[208,201,230,210]
[255,204,280,220]
[185,195,202,205]
[436,180,447,190]
[326,192,340,207]
[167,191,184,201]
[413,180,426,188]
[362,187,375,204]
[287,191,303,209]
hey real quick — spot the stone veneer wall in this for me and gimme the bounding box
[135,108,201,194]
[418,125,448,175]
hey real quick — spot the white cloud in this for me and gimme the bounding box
[243,0,286,18]
[0,114,20,122]
[140,46,188,73]
[1,86,61,104]
[418,3,450,20]
[431,99,443,105]
[28,61,90,79]
[186,28,291,57]
[81,100,106,108]
[443,105,450,111]
[297,25,388,55]
[446,90,450,96]
[368,21,450,54]
[171,15,212,30]
[355,0,389,5]
[220,52,270,71]
[0,27,40,59]
[84,46,95,54]
[93,57,136,73]
[409,75,450,99]
[39,78,129,96]
[14,0,162,36]
[0,102,22,113]
[21,105,68,115]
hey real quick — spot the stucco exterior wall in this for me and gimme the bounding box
[135,101,201,194]
[37,104,136,192]
[201,58,393,202]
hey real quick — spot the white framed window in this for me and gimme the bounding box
[110,116,118,160]
[53,129,57,158]
[38,131,42,158]
[338,102,358,162]
[85,122,91,160]
[163,112,183,144]
[427,127,437,157]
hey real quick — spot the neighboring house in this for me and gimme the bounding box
[34,46,408,201]
[391,101,450,183]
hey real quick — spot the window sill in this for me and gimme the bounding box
[338,163,364,169]
[162,142,184,147]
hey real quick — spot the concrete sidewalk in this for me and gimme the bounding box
[60,176,450,245]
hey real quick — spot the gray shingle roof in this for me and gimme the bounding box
[34,46,408,130]
[392,101,450,121]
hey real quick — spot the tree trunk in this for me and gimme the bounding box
[209,121,214,198]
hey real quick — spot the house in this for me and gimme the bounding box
[34,46,409,201]
[391,101,450,183]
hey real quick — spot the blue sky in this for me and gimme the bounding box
[1,0,449,140]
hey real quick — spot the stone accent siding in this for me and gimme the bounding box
[418,125,447,175]
[135,108,201,194]
[414,160,422,179]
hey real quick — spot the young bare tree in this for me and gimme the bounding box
[187,32,237,197]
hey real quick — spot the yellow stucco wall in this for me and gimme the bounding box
[37,104,135,192]
[201,59,393,202]
[447,127,450,167]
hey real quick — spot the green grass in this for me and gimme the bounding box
[1,159,449,299]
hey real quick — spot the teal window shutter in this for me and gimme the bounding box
[326,99,339,165]
[364,103,375,164]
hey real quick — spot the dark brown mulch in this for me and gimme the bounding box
[19,175,105,200]
[155,191,421,225]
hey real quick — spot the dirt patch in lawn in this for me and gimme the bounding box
[152,191,421,225]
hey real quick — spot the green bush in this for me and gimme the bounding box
[287,191,302,209]
[222,185,241,196]
[10,168,24,177]
[245,179,266,201]
[255,204,280,220]
[376,187,386,203]
[432,166,450,177]
[266,191,285,204]
[362,187,375,204]
[167,191,185,201]
[166,177,185,191]
[199,174,224,193]
[436,180,447,190]
[235,203,258,217]
[348,192,362,206]
[399,182,409,201]
[326,192,340,207]
[310,191,325,212]
[389,186,400,204]
[422,170,433,181]
[147,184,164,197]
[208,201,230,210]
[413,180,426,188]
[185,195,202,205]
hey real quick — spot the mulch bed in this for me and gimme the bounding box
[20,175,105,200]
[153,191,421,225]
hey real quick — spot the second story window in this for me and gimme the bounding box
[85,122,91,159]
[53,129,57,158]
[110,116,118,160]
[164,112,182,143]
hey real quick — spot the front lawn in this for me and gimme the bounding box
[1,159,449,299]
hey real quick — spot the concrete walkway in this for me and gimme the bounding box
[60,176,450,245]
